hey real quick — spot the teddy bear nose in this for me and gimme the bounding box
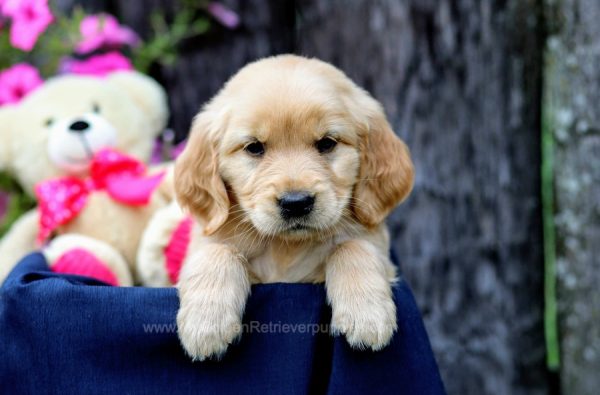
[69,120,90,132]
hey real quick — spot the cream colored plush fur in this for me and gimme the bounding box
[136,200,188,287]
[0,71,172,285]
[44,234,133,286]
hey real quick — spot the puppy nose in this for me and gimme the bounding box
[278,191,315,219]
[69,120,90,132]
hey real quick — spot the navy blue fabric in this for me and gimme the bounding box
[0,253,445,395]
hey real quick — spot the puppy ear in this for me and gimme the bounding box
[174,107,230,236]
[106,71,169,136]
[351,95,414,228]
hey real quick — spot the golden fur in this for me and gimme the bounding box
[174,55,414,360]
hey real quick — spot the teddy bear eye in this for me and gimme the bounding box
[92,103,101,114]
[45,118,55,127]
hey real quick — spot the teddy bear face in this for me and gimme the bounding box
[45,102,118,174]
[0,72,168,194]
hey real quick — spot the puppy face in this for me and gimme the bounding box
[176,55,414,239]
[218,81,363,239]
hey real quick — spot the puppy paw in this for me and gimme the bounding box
[176,244,250,361]
[177,299,243,361]
[331,296,397,351]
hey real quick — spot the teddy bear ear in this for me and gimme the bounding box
[0,106,16,171]
[107,71,169,136]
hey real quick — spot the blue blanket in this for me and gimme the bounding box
[0,253,445,395]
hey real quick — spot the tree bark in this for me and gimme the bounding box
[296,1,547,394]
[546,1,600,394]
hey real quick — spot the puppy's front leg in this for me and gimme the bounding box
[177,244,250,361]
[326,240,397,351]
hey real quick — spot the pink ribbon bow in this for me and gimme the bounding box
[35,148,165,244]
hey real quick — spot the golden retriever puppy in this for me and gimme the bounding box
[174,55,414,361]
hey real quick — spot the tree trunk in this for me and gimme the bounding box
[296,1,547,394]
[546,1,600,394]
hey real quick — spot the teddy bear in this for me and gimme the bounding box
[0,71,173,286]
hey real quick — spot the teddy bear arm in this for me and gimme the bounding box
[0,208,39,284]
[137,202,191,287]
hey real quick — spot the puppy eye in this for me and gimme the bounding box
[44,118,54,127]
[92,103,101,114]
[244,141,265,157]
[315,137,337,154]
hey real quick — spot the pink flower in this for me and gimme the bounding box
[76,13,139,54]
[0,63,43,105]
[61,52,133,77]
[2,0,53,51]
[207,2,240,29]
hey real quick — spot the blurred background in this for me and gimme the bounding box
[1,1,599,394]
